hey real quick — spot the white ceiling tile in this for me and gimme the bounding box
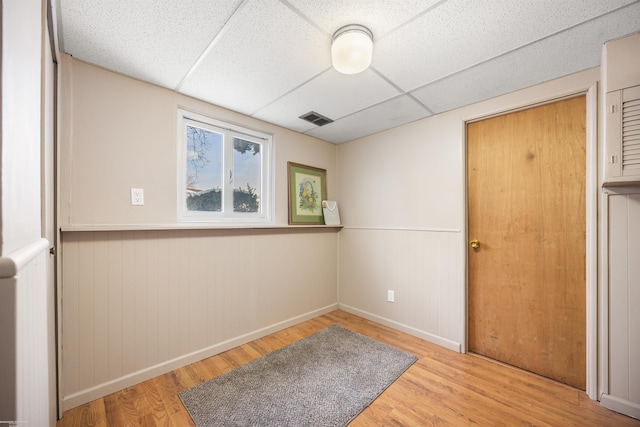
[374,0,639,91]
[411,3,640,114]
[56,0,640,144]
[287,0,441,37]
[59,0,242,88]
[253,68,400,132]
[305,95,431,144]
[179,0,331,115]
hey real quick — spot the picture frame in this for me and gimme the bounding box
[288,162,327,225]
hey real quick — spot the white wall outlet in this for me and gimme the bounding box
[387,290,395,303]
[131,188,144,206]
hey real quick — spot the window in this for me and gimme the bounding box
[178,109,273,223]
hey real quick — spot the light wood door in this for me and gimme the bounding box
[467,96,586,390]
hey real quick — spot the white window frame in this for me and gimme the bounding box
[177,109,274,224]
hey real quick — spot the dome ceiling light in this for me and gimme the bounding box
[331,24,373,75]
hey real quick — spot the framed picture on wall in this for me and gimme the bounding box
[288,162,327,225]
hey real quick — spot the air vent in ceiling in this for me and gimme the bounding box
[299,111,334,127]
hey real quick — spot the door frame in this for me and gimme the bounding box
[462,84,598,400]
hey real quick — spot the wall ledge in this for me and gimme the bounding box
[60,224,342,232]
[0,238,49,279]
[342,226,461,233]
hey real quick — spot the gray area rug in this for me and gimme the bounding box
[179,324,417,426]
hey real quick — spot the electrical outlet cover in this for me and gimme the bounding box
[131,188,144,206]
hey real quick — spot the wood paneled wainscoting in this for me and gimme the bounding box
[60,228,339,410]
[57,310,638,426]
[0,239,51,426]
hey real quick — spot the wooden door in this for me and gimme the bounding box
[467,96,586,390]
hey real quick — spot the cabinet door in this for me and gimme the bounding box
[604,85,640,185]
[622,85,640,176]
[602,193,640,419]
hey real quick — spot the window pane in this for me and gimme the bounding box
[179,109,272,223]
[185,125,223,212]
[233,137,261,213]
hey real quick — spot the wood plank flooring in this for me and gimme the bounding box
[57,310,639,426]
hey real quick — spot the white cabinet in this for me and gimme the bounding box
[601,33,640,420]
[603,33,640,186]
[604,86,640,183]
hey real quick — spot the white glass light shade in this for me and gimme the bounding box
[331,25,373,75]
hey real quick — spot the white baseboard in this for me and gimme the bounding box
[338,304,461,353]
[62,303,338,411]
[600,394,640,420]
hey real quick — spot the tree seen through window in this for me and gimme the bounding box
[185,125,261,214]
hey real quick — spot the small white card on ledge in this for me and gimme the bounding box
[322,200,341,225]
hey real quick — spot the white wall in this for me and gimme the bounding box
[1,0,55,425]
[61,228,338,409]
[58,55,338,227]
[337,68,600,352]
[1,0,43,254]
[57,56,340,410]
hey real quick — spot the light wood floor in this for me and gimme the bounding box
[57,310,639,426]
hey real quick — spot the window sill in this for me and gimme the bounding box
[59,223,343,232]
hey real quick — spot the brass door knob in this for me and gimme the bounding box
[470,239,480,249]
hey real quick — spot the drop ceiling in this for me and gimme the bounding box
[54,0,640,144]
